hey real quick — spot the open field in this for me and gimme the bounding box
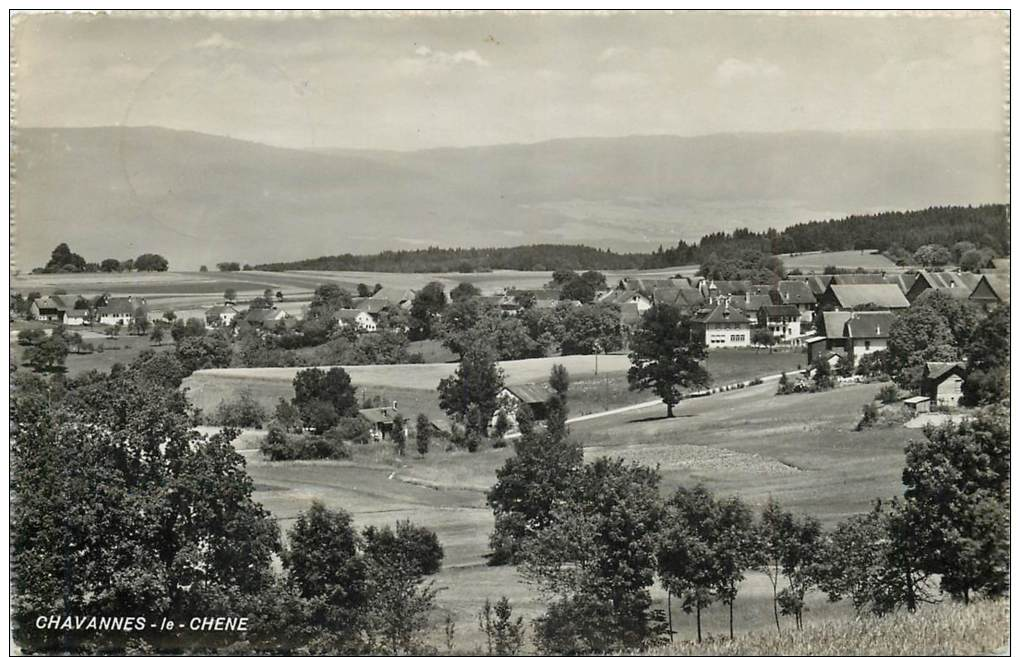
[11,330,176,378]
[639,597,1008,656]
[777,249,901,272]
[184,349,805,420]
[11,265,697,316]
[183,354,634,410]
[240,378,921,649]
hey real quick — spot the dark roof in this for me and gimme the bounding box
[206,304,238,317]
[653,286,704,307]
[694,303,751,325]
[909,271,980,298]
[832,274,889,286]
[708,280,751,295]
[246,307,287,324]
[970,274,1010,303]
[759,304,799,319]
[334,308,371,320]
[843,312,895,339]
[827,284,910,309]
[354,297,392,314]
[504,384,549,405]
[924,361,966,381]
[821,311,852,337]
[372,287,415,304]
[601,288,651,306]
[775,281,815,305]
[734,294,773,313]
[359,406,398,426]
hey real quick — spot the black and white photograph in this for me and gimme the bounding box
[7,9,1011,655]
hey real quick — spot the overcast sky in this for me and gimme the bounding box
[12,11,1008,151]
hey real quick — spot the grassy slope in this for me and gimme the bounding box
[778,249,901,272]
[243,378,920,650]
[637,598,1008,656]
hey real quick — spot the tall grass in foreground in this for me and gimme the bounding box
[634,598,1008,656]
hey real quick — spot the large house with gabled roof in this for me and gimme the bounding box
[969,273,1010,308]
[692,299,751,348]
[96,296,148,326]
[905,271,979,304]
[818,284,910,312]
[771,280,816,322]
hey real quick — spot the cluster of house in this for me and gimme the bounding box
[204,286,418,333]
[27,294,150,326]
[596,264,1009,402]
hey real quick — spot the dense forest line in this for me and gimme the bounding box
[255,204,1008,273]
[256,244,647,273]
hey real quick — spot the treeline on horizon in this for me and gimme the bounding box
[255,204,1009,274]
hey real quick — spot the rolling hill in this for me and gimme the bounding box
[12,126,1006,271]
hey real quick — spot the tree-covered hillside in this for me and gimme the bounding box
[257,205,1008,273]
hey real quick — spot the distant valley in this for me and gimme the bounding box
[12,126,1007,271]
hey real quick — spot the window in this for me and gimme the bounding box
[864,340,871,351]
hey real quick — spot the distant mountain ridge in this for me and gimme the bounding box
[12,126,1006,271]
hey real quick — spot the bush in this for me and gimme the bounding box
[209,390,267,428]
[877,384,900,404]
[259,423,351,461]
[260,424,295,461]
[856,350,889,379]
[17,328,45,346]
[324,417,373,445]
[856,402,880,431]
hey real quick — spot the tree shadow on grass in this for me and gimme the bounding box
[628,413,697,424]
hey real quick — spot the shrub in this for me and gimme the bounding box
[259,423,351,461]
[17,328,45,346]
[273,397,302,432]
[260,424,295,461]
[209,390,267,428]
[326,416,374,444]
[856,402,880,431]
[877,383,900,404]
[856,350,889,379]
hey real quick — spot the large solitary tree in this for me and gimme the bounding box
[437,345,504,437]
[627,304,709,417]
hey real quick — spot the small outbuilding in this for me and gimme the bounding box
[493,383,550,428]
[903,396,932,415]
[920,361,967,408]
[359,403,401,441]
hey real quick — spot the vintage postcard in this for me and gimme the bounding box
[8,9,1010,656]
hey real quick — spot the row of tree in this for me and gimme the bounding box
[484,365,1008,653]
[36,242,169,273]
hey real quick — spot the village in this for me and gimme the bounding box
[13,252,1010,426]
[8,10,1011,655]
